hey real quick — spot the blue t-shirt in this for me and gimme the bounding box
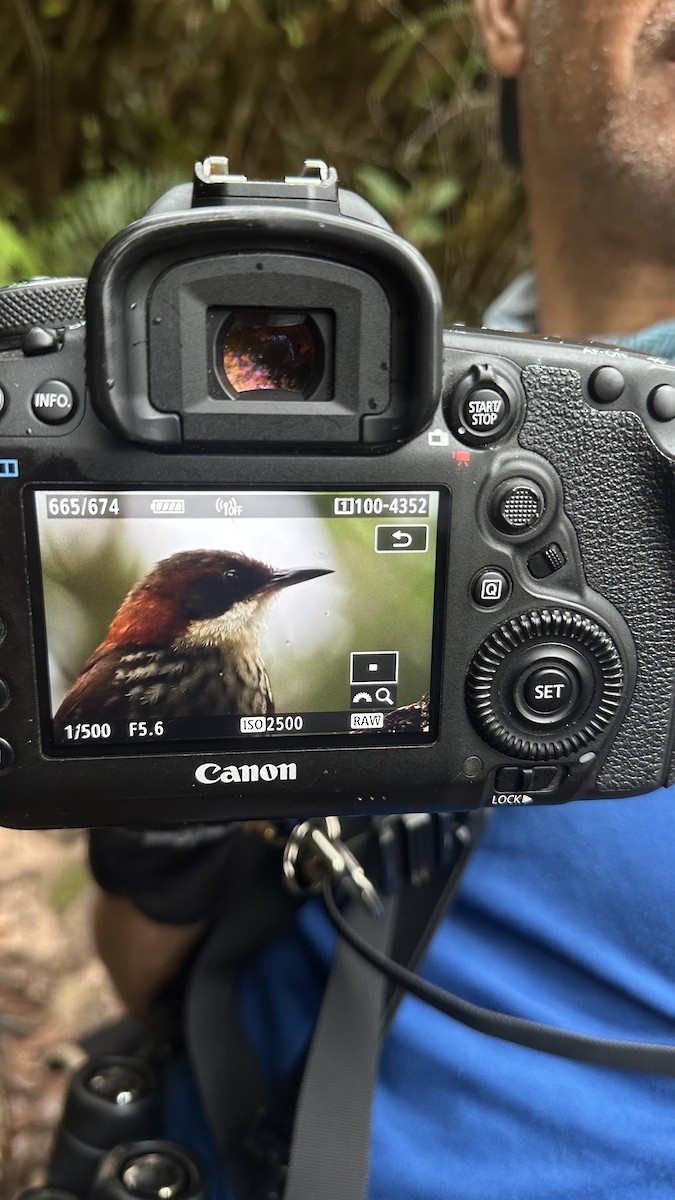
[167,792,675,1199]
[166,314,675,1197]
[262,797,675,1196]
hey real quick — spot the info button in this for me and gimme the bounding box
[32,380,77,425]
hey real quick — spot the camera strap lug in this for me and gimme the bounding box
[282,816,383,916]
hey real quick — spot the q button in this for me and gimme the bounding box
[470,567,512,609]
[32,380,77,425]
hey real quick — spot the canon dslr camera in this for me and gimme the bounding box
[0,156,674,829]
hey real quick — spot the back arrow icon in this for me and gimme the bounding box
[392,530,413,547]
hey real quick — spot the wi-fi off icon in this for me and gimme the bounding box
[215,496,243,516]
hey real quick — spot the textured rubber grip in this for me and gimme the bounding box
[519,365,675,794]
[0,277,86,333]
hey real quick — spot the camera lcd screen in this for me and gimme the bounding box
[32,489,445,753]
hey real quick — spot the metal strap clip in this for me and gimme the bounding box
[282,817,383,916]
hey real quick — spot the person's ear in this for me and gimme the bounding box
[473,0,529,77]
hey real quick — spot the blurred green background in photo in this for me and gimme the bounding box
[0,0,527,324]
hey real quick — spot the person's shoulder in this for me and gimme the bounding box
[482,271,537,332]
[603,319,675,360]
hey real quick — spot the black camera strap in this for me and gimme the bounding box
[279,851,480,1200]
[281,893,400,1200]
[184,811,486,1200]
[235,814,486,1200]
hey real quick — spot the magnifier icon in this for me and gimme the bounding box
[375,687,394,705]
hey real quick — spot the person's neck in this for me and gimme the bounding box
[527,188,675,339]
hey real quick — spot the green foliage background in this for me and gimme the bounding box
[0,0,528,323]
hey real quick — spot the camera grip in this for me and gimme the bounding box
[519,366,675,793]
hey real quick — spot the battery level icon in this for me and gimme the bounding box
[151,499,185,514]
[334,497,355,515]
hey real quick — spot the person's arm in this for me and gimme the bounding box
[87,823,243,1018]
[88,822,299,1020]
[92,887,205,1018]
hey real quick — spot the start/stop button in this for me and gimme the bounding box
[32,380,77,425]
[444,362,520,445]
[460,386,510,437]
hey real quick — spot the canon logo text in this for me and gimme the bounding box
[195,761,298,785]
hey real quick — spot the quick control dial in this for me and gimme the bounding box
[466,608,624,760]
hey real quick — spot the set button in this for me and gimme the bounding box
[510,650,589,729]
[518,664,577,719]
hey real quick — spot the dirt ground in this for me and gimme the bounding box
[0,828,122,1199]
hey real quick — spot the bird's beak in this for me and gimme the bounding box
[262,567,333,595]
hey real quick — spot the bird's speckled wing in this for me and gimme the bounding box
[53,643,274,737]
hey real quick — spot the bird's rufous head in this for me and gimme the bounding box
[98,550,332,651]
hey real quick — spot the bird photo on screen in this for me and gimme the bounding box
[53,550,332,734]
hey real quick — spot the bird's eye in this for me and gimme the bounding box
[182,575,233,620]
